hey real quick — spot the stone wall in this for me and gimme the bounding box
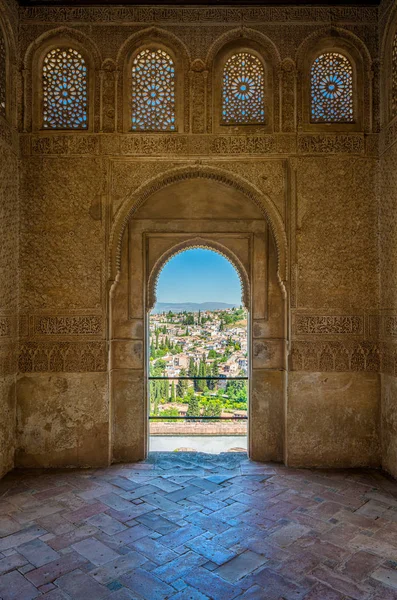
[379,0,397,479]
[0,0,18,478]
[0,0,393,472]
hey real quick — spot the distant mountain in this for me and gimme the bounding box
[152,302,239,314]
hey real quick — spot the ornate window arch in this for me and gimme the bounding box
[221,51,266,126]
[42,46,88,129]
[28,31,98,132]
[211,36,275,134]
[297,32,368,132]
[310,52,354,123]
[122,37,185,133]
[0,25,6,119]
[131,47,176,132]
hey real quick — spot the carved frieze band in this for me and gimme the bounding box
[298,134,364,155]
[20,6,378,23]
[21,133,368,157]
[32,315,102,336]
[292,341,397,376]
[18,342,107,373]
[19,315,104,337]
[291,341,379,372]
[294,315,364,335]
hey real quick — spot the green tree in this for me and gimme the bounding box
[202,399,222,417]
[186,394,200,417]
[171,381,176,401]
[176,368,188,398]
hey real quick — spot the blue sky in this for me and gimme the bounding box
[156,249,242,304]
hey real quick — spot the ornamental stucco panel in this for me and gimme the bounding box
[295,157,378,310]
[20,157,104,311]
[380,143,397,311]
[0,142,18,312]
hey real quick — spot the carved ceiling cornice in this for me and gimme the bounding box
[18,0,380,6]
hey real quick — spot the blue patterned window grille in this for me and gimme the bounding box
[311,52,354,123]
[42,47,88,129]
[131,48,176,131]
[222,52,265,125]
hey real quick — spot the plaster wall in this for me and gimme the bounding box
[0,0,18,478]
[0,0,390,472]
[378,0,397,479]
[379,136,397,478]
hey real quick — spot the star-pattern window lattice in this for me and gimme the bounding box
[392,34,397,118]
[0,29,6,118]
[222,52,265,125]
[42,47,88,129]
[131,48,176,131]
[310,52,354,123]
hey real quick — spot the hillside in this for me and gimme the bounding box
[152,301,239,314]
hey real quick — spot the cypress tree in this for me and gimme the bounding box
[186,394,200,418]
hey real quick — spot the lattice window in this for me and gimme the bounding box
[222,52,265,125]
[310,52,354,123]
[131,48,176,131]
[392,33,397,118]
[42,47,88,129]
[0,28,6,118]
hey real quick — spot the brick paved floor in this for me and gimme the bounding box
[0,452,397,599]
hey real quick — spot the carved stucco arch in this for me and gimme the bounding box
[205,27,281,69]
[24,26,102,70]
[23,26,102,132]
[116,26,191,68]
[116,26,190,133]
[147,238,250,312]
[295,26,372,72]
[109,164,288,290]
[295,26,372,131]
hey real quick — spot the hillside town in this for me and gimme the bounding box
[149,307,248,419]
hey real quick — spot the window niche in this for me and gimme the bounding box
[131,48,176,132]
[42,47,88,130]
[123,41,184,133]
[30,35,96,133]
[221,52,265,126]
[299,37,365,132]
[213,41,273,134]
[310,52,354,123]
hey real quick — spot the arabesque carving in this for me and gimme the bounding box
[20,6,378,25]
[298,134,364,153]
[291,341,380,372]
[294,315,364,335]
[33,315,102,336]
[19,341,107,372]
[109,164,288,288]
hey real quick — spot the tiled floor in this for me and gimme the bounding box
[0,453,397,599]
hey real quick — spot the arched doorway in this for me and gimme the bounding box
[148,246,249,453]
[109,169,287,463]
